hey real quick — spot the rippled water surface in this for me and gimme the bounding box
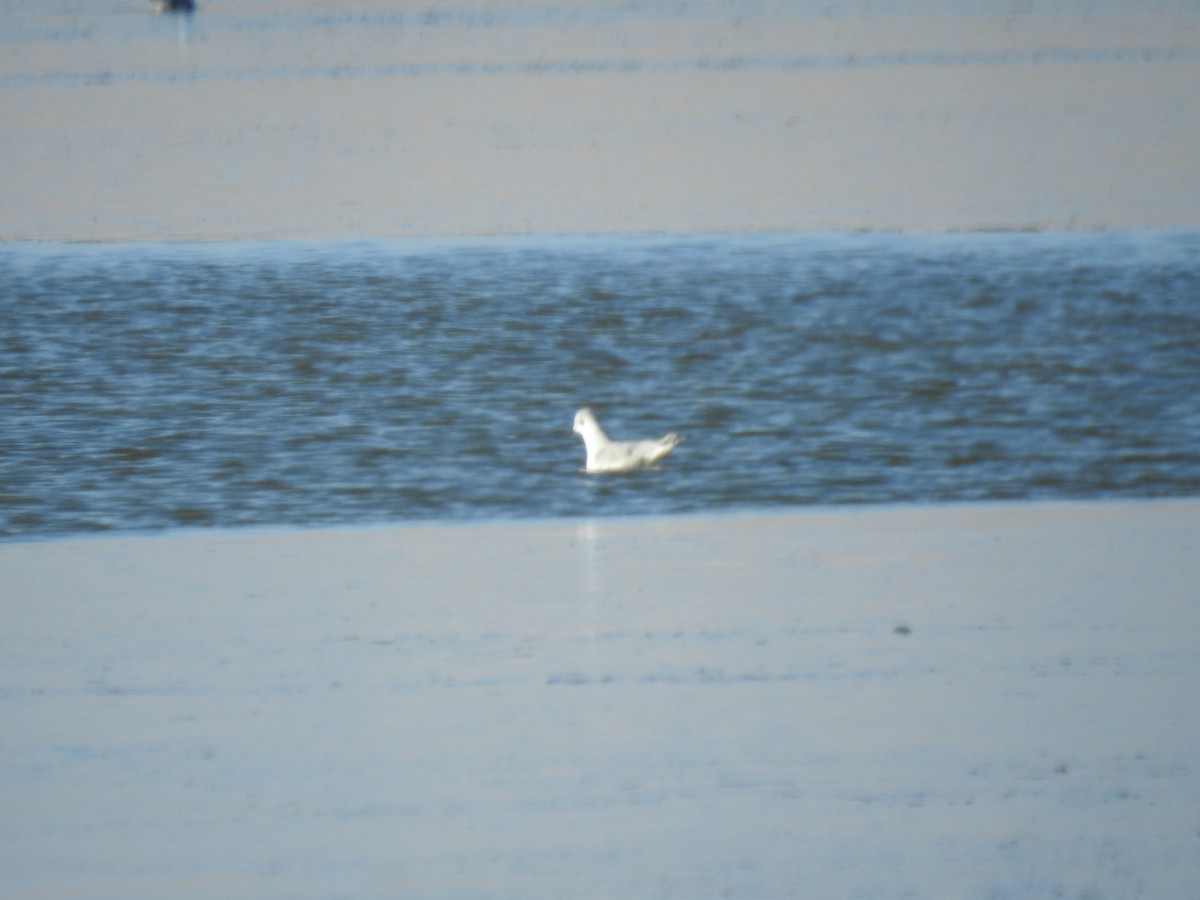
[2,231,1198,537]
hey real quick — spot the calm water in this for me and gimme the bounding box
[9,1,1196,92]
[2,231,1198,538]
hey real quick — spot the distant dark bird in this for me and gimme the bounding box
[151,0,195,12]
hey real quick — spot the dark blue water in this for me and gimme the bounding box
[2,231,1198,538]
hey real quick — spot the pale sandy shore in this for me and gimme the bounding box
[2,2,1199,241]
[2,499,1199,897]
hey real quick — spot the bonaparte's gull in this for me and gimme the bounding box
[573,408,682,473]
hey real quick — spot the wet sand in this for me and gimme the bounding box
[3,499,1199,896]
[2,2,1198,240]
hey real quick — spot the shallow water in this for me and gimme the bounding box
[2,230,1199,537]
[8,1,1195,90]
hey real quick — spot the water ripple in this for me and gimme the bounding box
[1,231,1198,537]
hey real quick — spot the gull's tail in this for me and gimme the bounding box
[653,432,683,461]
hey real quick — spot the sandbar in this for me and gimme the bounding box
[2,2,1198,241]
[2,499,1198,896]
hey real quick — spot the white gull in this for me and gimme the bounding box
[573,407,683,473]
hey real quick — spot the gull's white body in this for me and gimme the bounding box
[573,408,682,473]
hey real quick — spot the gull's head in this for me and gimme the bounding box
[573,407,596,436]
